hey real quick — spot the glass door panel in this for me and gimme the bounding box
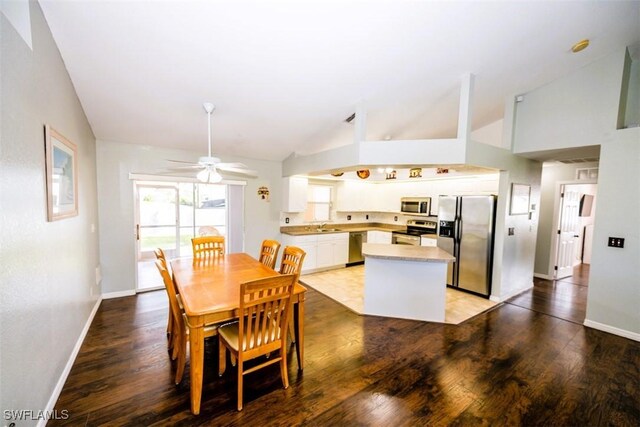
[136,185,178,291]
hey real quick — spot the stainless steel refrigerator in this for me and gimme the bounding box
[437,195,496,297]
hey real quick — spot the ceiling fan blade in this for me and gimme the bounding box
[167,159,200,165]
[164,165,204,170]
[217,166,258,177]
[217,162,249,169]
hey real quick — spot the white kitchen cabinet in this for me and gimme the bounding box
[281,234,316,271]
[282,232,348,272]
[421,236,437,247]
[337,180,370,211]
[282,176,308,212]
[316,232,349,268]
[367,230,392,244]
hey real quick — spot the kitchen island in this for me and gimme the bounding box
[362,243,455,322]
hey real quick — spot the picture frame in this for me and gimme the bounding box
[509,183,530,215]
[45,126,78,221]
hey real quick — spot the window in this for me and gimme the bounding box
[304,185,332,222]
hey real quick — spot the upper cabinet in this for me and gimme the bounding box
[282,177,308,212]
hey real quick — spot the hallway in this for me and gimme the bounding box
[507,264,590,324]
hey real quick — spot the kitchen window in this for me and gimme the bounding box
[304,184,332,222]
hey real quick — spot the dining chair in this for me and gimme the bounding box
[154,248,174,343]
[279,246,306,344]
[192,235,225,258]
[155,260,218,384]
[217,273,297,411]
[258,239,281,270]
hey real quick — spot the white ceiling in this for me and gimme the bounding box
[39,1,640,162]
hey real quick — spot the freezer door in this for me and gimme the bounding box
[457,196,495,296]
[437,196,458,222]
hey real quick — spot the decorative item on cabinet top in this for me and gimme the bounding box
[356,169,370,179]
[257,186,270,201]
[331,172,344,177]
[436,168,449,174]
[385,170,397,180]
[409,167,422,178]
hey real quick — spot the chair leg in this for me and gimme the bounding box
[280,345,289,389]
[230,354,237,367]
[237,360,244,411]
[218,336,227,376]
[174,328,187,384]
[288,320,295,344]
[171,320,180,361]
[166,306,173,340]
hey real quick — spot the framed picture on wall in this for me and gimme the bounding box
[45,125,78,221]
[509,183,530,215]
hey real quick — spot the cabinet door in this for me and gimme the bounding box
[367,230,377,243]
[333,237,349,265]
[316,241,334,268]
[378,231,392,244]
[282,177,308,212]
[298,243,317,272]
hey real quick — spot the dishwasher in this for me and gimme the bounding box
[348,231,367,264]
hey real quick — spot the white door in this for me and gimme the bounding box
[555,186,580,279]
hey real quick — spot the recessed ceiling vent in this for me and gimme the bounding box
[344,113,356,124]
[558,158,599,164]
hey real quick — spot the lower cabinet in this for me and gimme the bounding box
[421,236,437,247]
[282,233,349,273]
[367,230,392,244]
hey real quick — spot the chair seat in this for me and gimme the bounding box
[219,321,280,352]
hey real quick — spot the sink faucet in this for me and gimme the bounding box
[317,222,327,230]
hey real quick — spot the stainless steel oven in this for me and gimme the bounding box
[391,219,437,246]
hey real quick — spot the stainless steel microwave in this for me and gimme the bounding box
[400,197,431,215]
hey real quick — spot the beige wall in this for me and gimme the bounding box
[1,2,100,415]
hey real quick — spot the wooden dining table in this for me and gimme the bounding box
[170,253,306,415]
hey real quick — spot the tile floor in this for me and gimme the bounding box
[300,265,498,324]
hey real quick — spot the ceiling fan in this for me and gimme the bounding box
[166,103,257,183]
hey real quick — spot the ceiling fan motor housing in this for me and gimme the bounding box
[198,156,221,165]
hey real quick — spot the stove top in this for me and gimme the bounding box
[393,219,437,236]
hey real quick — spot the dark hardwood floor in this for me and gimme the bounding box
[52,274,639,426]
[507,264,590,324]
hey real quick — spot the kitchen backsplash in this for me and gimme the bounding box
[279,211,433,227]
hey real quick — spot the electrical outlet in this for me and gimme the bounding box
[608,237,624,248]
[366,214,369,220]
[508,227,515,236]
[347,215,352,220]
[394,216,398,221]
[285,217,289,224]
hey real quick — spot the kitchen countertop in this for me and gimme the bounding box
[362,243,454,263]
[280,222,404,236]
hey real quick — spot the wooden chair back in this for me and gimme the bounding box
[192,236,225,258]
[258,239,281,270]
[238,274,296,358]
[278,246,306,281]
[155,260,184,335]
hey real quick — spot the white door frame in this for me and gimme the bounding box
[134,182,180,292]
[548,179,597,279]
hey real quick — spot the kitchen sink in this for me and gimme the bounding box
[317,228,341,232]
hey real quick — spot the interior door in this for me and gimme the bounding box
[555,186,580,279]
[136,185,179,291]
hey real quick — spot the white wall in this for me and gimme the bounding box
[534,161,599,277]
[471,119,505,149]
[96,140,282,294]
[585,130,639,338]
[513,48,626,154]
[1,2,100,416]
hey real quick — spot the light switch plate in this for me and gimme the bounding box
[608,237,624,248]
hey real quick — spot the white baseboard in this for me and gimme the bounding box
[39,296,102,427]
[102,289,136,299]
[533,273,554,280]
[490,283,533,303]
[583,319,640,342]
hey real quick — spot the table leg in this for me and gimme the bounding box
[188,316,205,415]
[293,297,305,371]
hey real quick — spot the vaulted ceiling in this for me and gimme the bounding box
[39,1,640,162]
